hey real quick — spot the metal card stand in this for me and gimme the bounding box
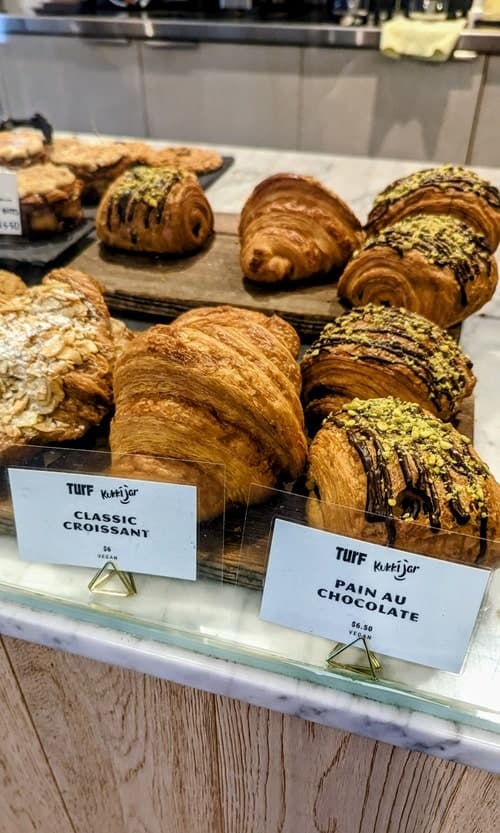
[88,560,137,598]
[326,637,382,680]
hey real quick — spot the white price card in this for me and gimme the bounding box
[9,469,197,580]
[260,519,490,672]
[0,169,22,236]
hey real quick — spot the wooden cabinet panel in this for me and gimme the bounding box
[470,56,500,167]
[0,638,74,833]
[141,42,301,148]
[299,49,484,163]
[0,35,146,137]
[2,635,498,833]
[214,695,499,833]
[3,636,222,833]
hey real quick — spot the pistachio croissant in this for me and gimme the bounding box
[110,306,307,521]
[239,173,364,284]
[365,165,500,251]
[96,165,213,254]
[307,397,500,566]
[338,214,498,328]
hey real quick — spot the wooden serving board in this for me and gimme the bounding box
[70,213,344,340]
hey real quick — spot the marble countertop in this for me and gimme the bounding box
[0,142,499,774]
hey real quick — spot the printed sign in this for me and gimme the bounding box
[260,519,490,672]
[0,169,22,235]
[9,468,197,580]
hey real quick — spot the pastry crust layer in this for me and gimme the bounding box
[96,166,214,255]
[338,214,498,328]
[307,397,500,565]
[239,173,364,284]
[366,165,500,251]
[110,305,307,520]
[301,304,475,430]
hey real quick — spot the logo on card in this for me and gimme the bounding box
[372,559,421,582]
[67,481,139,504]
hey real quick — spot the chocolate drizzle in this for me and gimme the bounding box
[360,214,492,307]
[324,397,491,559]
[106,165,184,232]
[302,304,473,414]
[368,165,500,229]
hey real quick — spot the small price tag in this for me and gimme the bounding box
[260,519,490,673]
[0,168,22,236]
[9,469,197,580]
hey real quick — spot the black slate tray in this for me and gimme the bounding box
[0,156,233,272]
[198,155,234,191]
[0,219,95,269]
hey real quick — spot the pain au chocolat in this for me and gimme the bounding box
[239,173,364,284]
[96,166,214,255]
[338,214,498,328]
[307,397,500,566]
[301,305,475,432]
[0,268,119,452]
[365,165,500,251]
[110,305,307,521]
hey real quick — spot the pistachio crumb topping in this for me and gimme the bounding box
[321,396,490,555]
[112,165,184,209]
[371,165,500,211]
[303,304,472,409]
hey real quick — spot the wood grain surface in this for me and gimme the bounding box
[2,636,221,833]
[0,639,75,833]
[70,213,344,340]
[2,636,498,833]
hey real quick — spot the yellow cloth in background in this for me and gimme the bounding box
[380,16,467,63]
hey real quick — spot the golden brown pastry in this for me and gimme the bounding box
[0,129,46,168]
[307,397,500,565]
[144,145,224,175]
[0,268,117,451]
[338,214,498,328]
[110,306,307,521]
[239,173,364,284]
[0,270,28,300]
[301,304,475,431]
[17,163,83,236]
[49,137,134,202]
[365,165,500,251]
[96,166,214,255]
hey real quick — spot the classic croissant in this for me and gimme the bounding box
[365,165,500,251]
[338,214,498,328]
[96,165,213,254]
[307,397,500,565]
[239,173,364,284]
[301,304,475,432]
[110,306,307,521]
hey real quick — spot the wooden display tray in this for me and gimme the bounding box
[70,213,344,340]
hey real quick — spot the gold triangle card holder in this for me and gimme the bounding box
[326,636,382,681]
[88,561,137,598]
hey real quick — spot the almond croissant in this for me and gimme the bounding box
[239,173,364,284]
[110,306,307,521]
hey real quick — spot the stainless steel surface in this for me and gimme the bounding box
[143,39,200,49]
[0,14,500,53]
